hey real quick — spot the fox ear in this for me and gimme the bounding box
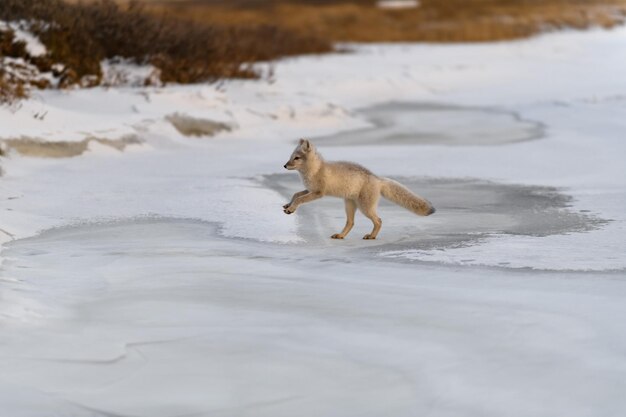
[300,139,311,152]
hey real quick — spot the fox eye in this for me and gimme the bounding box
[294,156,300,160]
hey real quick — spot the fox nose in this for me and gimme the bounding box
[283,164,288,169]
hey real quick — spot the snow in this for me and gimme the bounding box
[377,0,420,9]
[101,58,162,87]
[1,25,626,416]
[0,21,47,57]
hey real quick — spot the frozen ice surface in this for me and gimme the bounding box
[1,26,626,417]
[313,102,545,146]
[1,219,626,417]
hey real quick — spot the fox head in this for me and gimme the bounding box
[284,139,315,171]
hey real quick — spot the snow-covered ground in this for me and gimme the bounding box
[1,26,625,417]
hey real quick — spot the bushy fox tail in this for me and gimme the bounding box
[380,178,435,216]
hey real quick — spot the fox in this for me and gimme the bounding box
[282,139,435,239]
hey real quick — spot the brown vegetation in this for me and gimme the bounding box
[0,135,141,158]
[0,30,30,103]
[145,0,626,42]
[0,0,331,102]
[2,0,626,103]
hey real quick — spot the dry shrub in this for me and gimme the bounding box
[0,72,27,104]
[0,30,32,103]
[0,0,332,90]
[3,0,625,101]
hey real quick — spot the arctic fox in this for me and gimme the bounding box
[283,139,435,240]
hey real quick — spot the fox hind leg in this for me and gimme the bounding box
[358,195,382,240]
[331,199,356,239]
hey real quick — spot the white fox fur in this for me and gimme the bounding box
[283,139,435,239]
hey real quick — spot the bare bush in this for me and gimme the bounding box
[0,0,331,97]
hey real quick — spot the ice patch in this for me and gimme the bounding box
[313,102,545,146]
[263,174,608,267]
[382,232,626,272]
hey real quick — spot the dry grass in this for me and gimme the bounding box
[145,0,626,43]
[0,135,141,158]
[166,113,234,137]
[0,73,27,104]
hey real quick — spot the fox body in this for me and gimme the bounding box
[283,139,435,239]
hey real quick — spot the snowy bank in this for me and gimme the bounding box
[0,25,626,417]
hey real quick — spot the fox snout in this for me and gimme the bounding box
[284,162,296,170]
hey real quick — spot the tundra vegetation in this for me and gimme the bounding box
[148,0,626,42]
[0,0,330,102]
[1,0,626,102]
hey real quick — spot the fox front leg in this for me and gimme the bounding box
[283,190,308,211]
[283,191,323,214]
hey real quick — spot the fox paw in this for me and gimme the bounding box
[363,234,377,240]
[331,234,344,239]
[282,203,290,210]
[283,205,296,214]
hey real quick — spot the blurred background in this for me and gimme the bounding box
[2,0,626,102]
